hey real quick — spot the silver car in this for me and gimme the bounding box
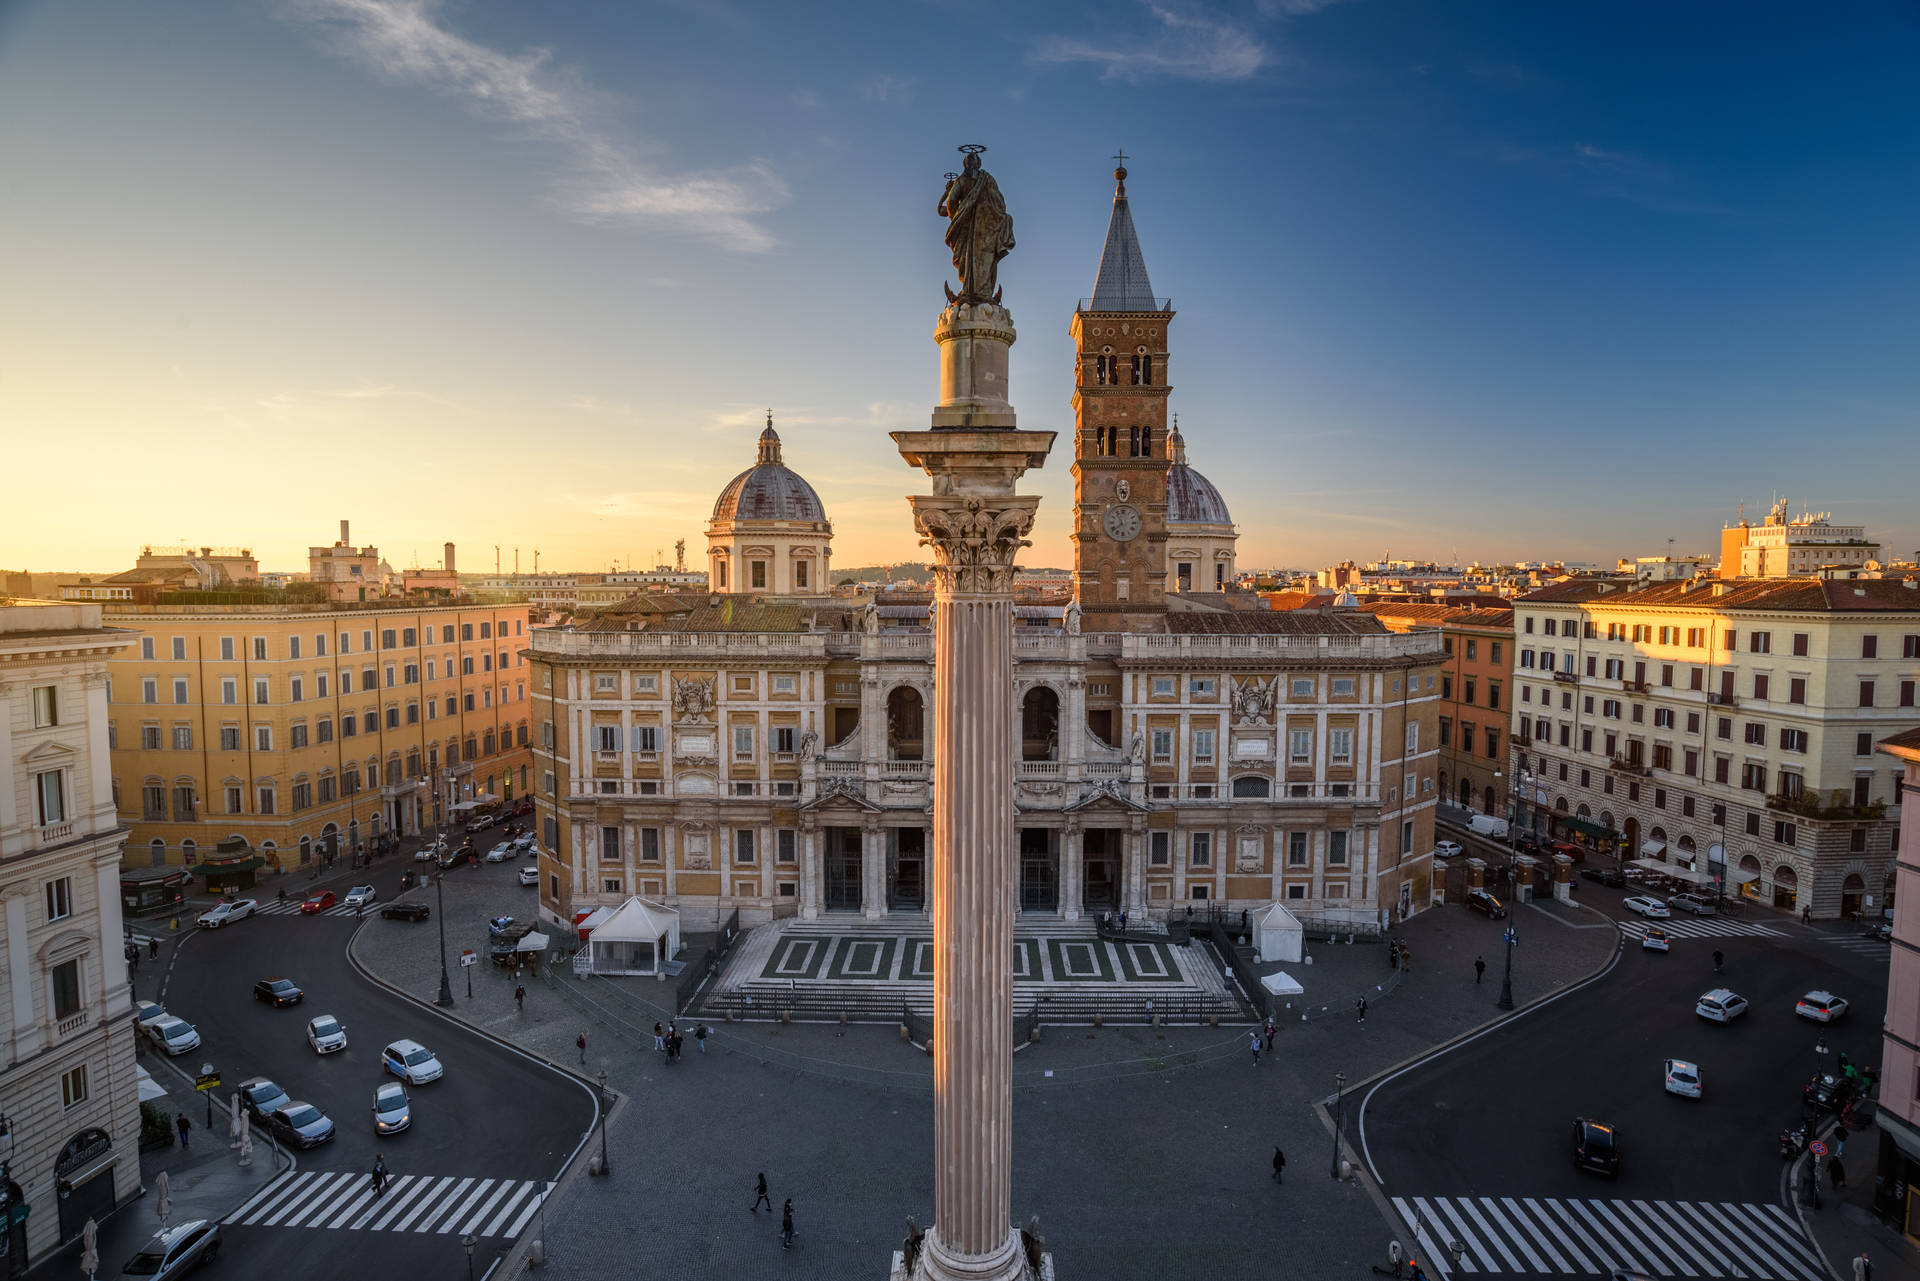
[306,1014,348,1054]
[373,1081,412,1135]
[147,1014,202,1056]
[119,1218,220,1277]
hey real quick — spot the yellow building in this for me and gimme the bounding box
[103,601,534,871]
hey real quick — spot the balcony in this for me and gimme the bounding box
[1552,670,1578,684]
[1766,792,1887,822]
[37,822,75,846]
[1706,692,1738,707]
[1510,733,1533,747]
[1609,756,1650,776]
[1622,680,1650,694]
[56,1009,89,1037]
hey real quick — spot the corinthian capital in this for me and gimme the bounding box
[910,495,1039,596]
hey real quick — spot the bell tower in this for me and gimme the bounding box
[1071,156,1172,630]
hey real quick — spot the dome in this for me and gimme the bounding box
[710,420,828,525]
[1165,422,1233,526]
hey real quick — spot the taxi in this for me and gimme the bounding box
[1641,926,1671,952]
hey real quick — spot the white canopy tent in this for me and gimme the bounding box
[1629,858,1714,887]
[1260,970,1305,998]
[515,930,550,953]
[1253,902,1305,964]
[585,897,682,977]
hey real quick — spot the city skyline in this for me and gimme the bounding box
[4,1,1917,574]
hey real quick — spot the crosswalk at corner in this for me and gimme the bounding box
[251,900,371,919]
[1391,1194,1828,1281]
[1618,917,1788,942]
[1819,933,1892,957]
[226,1170,551,1239]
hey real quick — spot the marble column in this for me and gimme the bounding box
[1125,822,1148,917]
[1060,823,1083,921]
[800,826,821,920]
[862,817,885,919]
[895,407,1053,1279]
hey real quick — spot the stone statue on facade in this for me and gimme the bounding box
[1230,675,1277,726]
[1129,729,1145,763]
[671,675,716,723]
[798,729,819,761]
[938,146,1015,306]
[1063,598,1081,635]
[862,600,881,635]
[902,1216,925,1271]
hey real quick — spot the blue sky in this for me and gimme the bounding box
[3,0,1916,574]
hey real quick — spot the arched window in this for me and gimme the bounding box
[1231,776,1271,798]
[149,838,166,868]
[1019,687,1059,761]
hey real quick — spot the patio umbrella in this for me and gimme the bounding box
[80,1218,98,1280]
[228,1094,241,1149]
[155,1170,172,1227]
[237,1111,253,1167]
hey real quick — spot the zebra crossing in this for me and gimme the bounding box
[1819,933,1891,958]
[252,900,368,919]
[226,1169,550,1239]
[1619,916,1789,942]
[1391,1195,1827,1281]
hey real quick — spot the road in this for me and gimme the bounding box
[146,857,594,1279]
[1357,884,1890,1281]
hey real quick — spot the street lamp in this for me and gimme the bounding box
[1329,1071,1347,1180]
[1496,926,1517,1012]
[596,1070,611,1175]
[462,1232,477,1281]
[434,871,454,1007]
[200,1062,215,1127]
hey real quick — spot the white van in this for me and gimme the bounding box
[1467,814,1510,840]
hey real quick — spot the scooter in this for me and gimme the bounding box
[1780,1125,1808,1160]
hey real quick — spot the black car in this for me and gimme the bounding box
[1466,889,1508,919]
[268,1101,335,1149]
[1580,866,1627,888]
[252,977,304,1007]
[238,1077,290,1124]
[1572,1117,1620,1175]
[381,901,431,922]
[1804,1072,1858,1112]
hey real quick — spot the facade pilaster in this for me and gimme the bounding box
[6,884,42,1060]
[800,823,820,920]
[862,814,884,919]
[1060,822,1083,920]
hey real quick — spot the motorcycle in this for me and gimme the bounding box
[1779,1125,1808,1160]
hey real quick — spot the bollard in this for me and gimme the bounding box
[1207,1014,1218,1027]
[1092,1011,1102,1028]
[780,1009,791,1024]
[838,1009,847,1025]
[169,916,179,932]
[528,1240,546,1267]
[900,1024,910,1042]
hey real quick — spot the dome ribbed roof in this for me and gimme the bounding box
[1165,422,1232,526]
[711,420,829,525]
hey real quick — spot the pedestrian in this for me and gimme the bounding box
[148,936,160,960]
[514,983,526,1011]
[654,1021,665,1053]
[176,1113,191,1148]
[1853,1252,1872,1281]
[1831,1156,1848,1191]
[1249,1030,1261,1066]
[1117,909,1127,930]
[372,1154,389,1196]
[1837,1134,1847,1159]
[1712,948,1724,973]
[751,1172,772,1213]
[1401,945,1412,975]
[1388,941,1399,970]
[1271,1145,1285,1183]
[781,1198,795,1249]
[1263,1018,1275,1051]
[1357,997,1368,1024]
[577,1030,588,1065]
[1804,906,1813,926]
[695,1023,708,1054]
[1474,955,1486,984]
[670,1032,683,1061]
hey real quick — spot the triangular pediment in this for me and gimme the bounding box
[23,739,76,766]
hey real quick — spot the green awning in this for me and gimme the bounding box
[1563,818,1614,841]
[187,856,264,876]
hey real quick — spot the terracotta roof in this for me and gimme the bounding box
[1360,602,1514,629]
[1517,575,1920,613]
[580,595,855,634]
[1165,609,1387,636]
[1878,726,1920,761]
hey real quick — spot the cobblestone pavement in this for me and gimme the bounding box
[351,865,1619,1280]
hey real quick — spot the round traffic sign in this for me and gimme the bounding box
[1808,1140,1829,1157]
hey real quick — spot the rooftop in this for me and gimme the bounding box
[1517,575,1920,612]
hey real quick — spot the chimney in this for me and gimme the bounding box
[444,542,456,574]
[340,519,350,546]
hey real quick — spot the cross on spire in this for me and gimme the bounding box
[1112,149,1128,167]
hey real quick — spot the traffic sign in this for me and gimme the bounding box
[194,1073,220,1092]
[1809,1140,1829,1158]
[460,949,477,968]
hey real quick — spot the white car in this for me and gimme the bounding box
[306,1014,348,1055]
[517,866,539,886]
[135,1000,168,1033]
[484,842,516,863]
[413,847,439,862]
[511,831,536,852]
[1434,840,1464,858]
[147,1014,202,1056]
[1623,896,1671,919]
[196,899,257,929]
[1796,991,1849,1022]
[1695,988,1750,1023]
[1641,927,1671,952]
[382,1038,444,1084]
[1664,1058,1703,1099]
[343,885,377,908]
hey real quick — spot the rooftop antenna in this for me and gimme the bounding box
[533,548,540,574]
[495,545,500,575]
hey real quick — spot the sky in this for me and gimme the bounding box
[3,0,1917,577]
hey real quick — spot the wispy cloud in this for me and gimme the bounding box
[281,0,788,251]
[1031,1,1272,82]
[564,394,633,415]
[256,384,452,413]
[861,73,915,103]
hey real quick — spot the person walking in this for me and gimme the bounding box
[751,1173,772,1213]
[1388,940,1400,970]
[1474,956,1486,985]
[1263,1018,1276,1051]
[1831,1156,1848,1191]
[653,1021,665,1053]
[1713,948,1724,974]
[781,1198,795,1249]
[1271,1145,1286,1183]
[1399,944,1412,975]
[1357,997,1368,1024]
[1249,1030,1261,1066]
[148,936,160,960]
[577,1030,588,1065]
[372,1154,389,1196]
[514,983,526,1011]
[1803,905,1814,926]
[176,1113,191,1148]
[695,1023,709,1054]
[1853,1252,1872,1281]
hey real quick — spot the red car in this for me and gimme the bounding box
[299,891,337,915]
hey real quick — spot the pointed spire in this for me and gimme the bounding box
[1088,153,1158,311]
[757,410,782,465]
[1168,413,1187,464]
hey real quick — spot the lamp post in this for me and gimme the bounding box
[462,1232,476,1281]
[596,1070,610,1175]
[201,1062,215,1127]
[434,871,454,1007]
[1496,926,1517,1012]
[1329,1071,1347,1179]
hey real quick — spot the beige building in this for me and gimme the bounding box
[103,601,535,870]
[1,602,142,1268]
[1509,576,1919,917]
[307,520,394,603]
[1720,499,1881,578]
[705,418,833,595]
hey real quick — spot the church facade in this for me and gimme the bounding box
[527,167,1444,932]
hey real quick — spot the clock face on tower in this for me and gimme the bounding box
[1103,504,1143,542]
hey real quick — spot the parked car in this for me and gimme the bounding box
[1580,866,1626,888]
[1434,840,1464,858]
[381,901,431,922]
[267,1101,335,1149]
[382,1038,444,1084]
[1465,889,1508,919]
[1623,896,1670,919]
[134,1000,168,1033]
[518,866,539,886]
[1805,1071,1858,1112]
[1467,814,1510,839]
[1695,988,1749,1024]
[1547,840,1583,862]
[146,1014,201,1056]
[1572,1117,1619,1175]
[1641,926,1670,953]
[343,885,377,908]
[466,814,496,833]
[484,842,516,863]
[300,891,337,915]
[252,977,305,1007]
[1670,893,1718,916]
[488,915,516,937]
[195,899,257,929]
[1796,991,1850,1022]
[306,1014,348,1054]
[238,1077,291,1124]
[1663,1058,1702,1099]
[118,1218,220,1277]
[372,1081,412,1135]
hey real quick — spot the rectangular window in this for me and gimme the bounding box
[1753,674,1769,701]
[1793,633,1809,657]
[171,724,192,750]
[775,726,798,754]
[51,958,82,1020]
[1150,831,1170,866]
[1750,631,1771,654]
[1406,722,1420,754]
[600,826,621,862]
[1329,831,1349,865]
[1863,634,1879,659]
[1332,678,1355,696]
[45,876,72,921]
[256,787,275,815]
[1330,728,1353,763]
[290,675,303,703]
[632,726,662,753]
[1151,729,1173,761]
[1289,728,1313,762]
[31,685,58,727]
[255,724,272,751]
[1190,832,1212,866]
[735,829,756,864]
[140,636,155,660]
[61,1064,88,1109]
[142,677,157,705]
[1193,729,1215,762]
[733,724,755,758]
[1291,678,1314,697]
[33,770,66,825]
[1860,680,1875,707]
[252,636,267,661]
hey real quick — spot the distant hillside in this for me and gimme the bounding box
[834,563,1071,587]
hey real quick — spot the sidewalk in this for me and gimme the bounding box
[1799,1114,1920,1281]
